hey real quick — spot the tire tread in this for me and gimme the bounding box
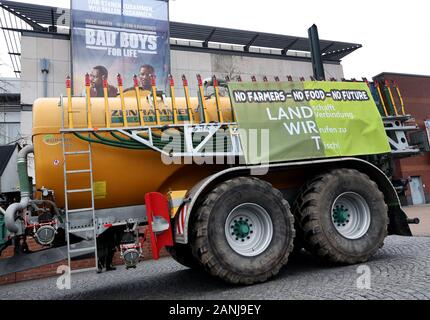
[293,169,388,265]
[191,177,295,285]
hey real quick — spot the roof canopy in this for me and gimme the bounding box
[170,21,361,61]
[0,144,17,175]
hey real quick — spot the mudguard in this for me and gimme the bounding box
[173,157,412,244]
[145,192,174,260]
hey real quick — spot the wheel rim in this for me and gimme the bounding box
[331,192,371,240]
[225,203,273,257]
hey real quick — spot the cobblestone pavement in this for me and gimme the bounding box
[1,236,430,300]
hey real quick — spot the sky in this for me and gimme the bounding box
[1,0,429,79]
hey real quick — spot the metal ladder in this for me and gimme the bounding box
[61,132,99,274]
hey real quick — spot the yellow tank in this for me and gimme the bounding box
[32,94,234,210]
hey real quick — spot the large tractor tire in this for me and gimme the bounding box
[190,177,295,285]
[166,244,200,269]
[294,168,388,265]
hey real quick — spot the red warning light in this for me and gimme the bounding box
[182,75,188,86]
[212,76,218,87]
[133,75,139,87]
[66,76,71,89]
[197,74,203,86]
[117,74,123,86]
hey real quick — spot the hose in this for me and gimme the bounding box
[74,132,185,151]
[110,131,137,143]
[74,129,232,152]
[110,131,183,151]
[5,145,34,234]
[92,131,141,147]
[73,133,148,150]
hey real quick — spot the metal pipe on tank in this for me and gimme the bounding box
[5,145,34,234]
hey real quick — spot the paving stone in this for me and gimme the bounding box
[0,236,430,300]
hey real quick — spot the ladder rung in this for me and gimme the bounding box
[67,188,92,194]
[71,267,98,274]
[64,151,90,155]
[69,226,96,233]
[67,208,94,214]
[69,247,96,254]
[66,169,91,174]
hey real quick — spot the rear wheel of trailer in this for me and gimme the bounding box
[294,168,389,264]
[189,177,295,285]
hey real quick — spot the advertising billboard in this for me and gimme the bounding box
[71,0,170,96]
[228,81,391,165]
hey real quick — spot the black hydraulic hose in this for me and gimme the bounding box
[92,131,141,147]
[74,132,183,151]
[136,132,185,148]
[73,133,148,150]
[108,131,181,150]
[110,131,136,143]
[109,128,182,145]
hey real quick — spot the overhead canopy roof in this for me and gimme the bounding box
[170,21,361,60]
[0,0,61,31]
[0,0,362,77]
[0,144,17,174]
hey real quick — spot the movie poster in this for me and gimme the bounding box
[71,0,170,96]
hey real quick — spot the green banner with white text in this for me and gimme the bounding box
[228,81,391,165]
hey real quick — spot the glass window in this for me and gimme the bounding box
[0,122,20,145]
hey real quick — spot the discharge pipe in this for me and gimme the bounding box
[5,145,34,234]
[308,24,326,81]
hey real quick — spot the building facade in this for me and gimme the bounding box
[0,78,21,145]
[374,73,430,205]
